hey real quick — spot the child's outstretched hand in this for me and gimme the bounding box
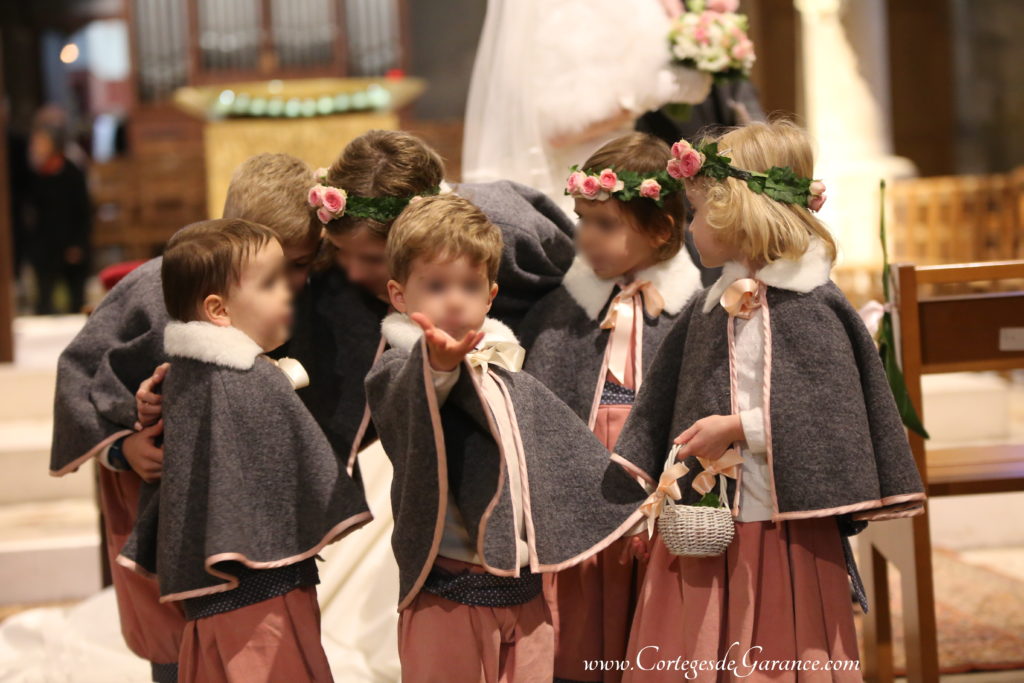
[410,312,485,372]
[674,414,744,462]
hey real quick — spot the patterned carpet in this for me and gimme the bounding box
[860,546,1024,675]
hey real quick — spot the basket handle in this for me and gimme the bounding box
[662,444,731,510]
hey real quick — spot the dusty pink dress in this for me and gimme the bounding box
[548,312,642,683]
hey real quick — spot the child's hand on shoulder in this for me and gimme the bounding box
[674,415,744,462]
[410,313,484,372]
[135,362,170,428]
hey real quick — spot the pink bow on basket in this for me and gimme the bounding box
[691,449,744,496]
[639,459,689,539]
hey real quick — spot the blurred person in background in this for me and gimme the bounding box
[24,107,91,315]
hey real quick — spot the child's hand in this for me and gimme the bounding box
[622,534,651,564]
[674,414,744,462]
[123,420,165,482]
[135,363,169,428]
[410,313,484,372]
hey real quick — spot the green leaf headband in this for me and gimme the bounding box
[667,139,826,211]
[564,166,683,207]
[308,167,445,224]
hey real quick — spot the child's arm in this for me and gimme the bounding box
[410,312,484,372]
[135,362,169,428]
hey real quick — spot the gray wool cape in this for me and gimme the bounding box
[284,179,577,473]
[518,247,702,423]
[608,241,927,523]
[364,313,647,612]
[117,321,372,602]
[50,257,168,475]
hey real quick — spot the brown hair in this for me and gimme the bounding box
[222,153,320,246]
[693,120,837,266]
[386,194,502,285]
[321,130,446,240]
[582,132,685,262]
[162,218,277,322]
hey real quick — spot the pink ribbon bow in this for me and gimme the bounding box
[639,461,690,538]
[600,280,665,385]
[691,449,744,496]
[719,278,764,319]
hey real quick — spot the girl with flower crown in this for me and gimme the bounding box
[518,132,703,682]
[608,121,925,681]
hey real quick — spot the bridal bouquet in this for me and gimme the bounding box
[669,0,756,82]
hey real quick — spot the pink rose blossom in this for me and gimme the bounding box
[314,167,330,182]
[808,193,827,212]
[317,206,334,224]
[671,139,692,160]
[598,169,619,191]
[580,175,602,199]
[679,149,704,178]
[639,179,662,201]
[731,39,754,61]
[708,0,739,12]
[809,180,826,196]
[322,187,346,214]
[308,184,326,207]
[566,173,580,194]
[666,158,685,179]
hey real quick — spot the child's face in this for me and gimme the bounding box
[282,234,321,293]
[573,198,664,280]
[326,226,390,301]
[209,240,293,352]
[387,255,498,341]
[685,185,735,268]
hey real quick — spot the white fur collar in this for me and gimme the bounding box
[562,247,702,320]
[380,312,518,354]
[702,238,833,314]
[163,321,264,370]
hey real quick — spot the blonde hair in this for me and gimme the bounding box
[386,194,502,284]
[162,219,277,322]
[693,120,836,266]
[222,153,320,247]
[583,132,685,262]
[322,130,446,240]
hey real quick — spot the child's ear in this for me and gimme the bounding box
[386,279,407,312]
[202,294,231,327]
[484,282,499,311]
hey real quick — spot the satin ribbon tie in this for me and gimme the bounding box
[600,280,665,384]
[719,278,763,319]
[466,341,526,374]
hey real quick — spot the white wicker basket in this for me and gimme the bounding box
[657,445,736,557]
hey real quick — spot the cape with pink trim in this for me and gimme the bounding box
[364,335,648,612]
[609,282,926,524]
[117,347,371,602]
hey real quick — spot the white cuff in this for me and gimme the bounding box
[431,366,461,405]
[739,407,767,455]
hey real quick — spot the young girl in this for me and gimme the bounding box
[612,121,926,680]
[518,132,702,682]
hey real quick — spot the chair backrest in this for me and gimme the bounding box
[892,260,1024,471]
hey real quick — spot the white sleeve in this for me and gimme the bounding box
[738,407,767,455]
[431,366,461,405]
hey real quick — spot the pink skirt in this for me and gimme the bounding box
[624,518,861,682]
[547,403,639,682]
[398,556,554,683]
[177,585,333,683]
[98,466,186,666]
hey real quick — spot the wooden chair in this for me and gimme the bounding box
[858,260,1024,682]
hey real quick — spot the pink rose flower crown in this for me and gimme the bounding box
[668,138,827,212]
[564,165,683,207]
[308,167,447,225]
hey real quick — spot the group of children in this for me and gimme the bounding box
[51,121,925,682]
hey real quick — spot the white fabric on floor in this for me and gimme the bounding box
[0,441,401,682]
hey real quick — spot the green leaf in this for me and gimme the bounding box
[694,492,721,508]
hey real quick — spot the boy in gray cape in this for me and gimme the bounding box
[118,219,370,683]
[364,194,646,683]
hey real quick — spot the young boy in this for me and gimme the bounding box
[49,153,322,683]
[117,219,371,683]
[364,194,646,682]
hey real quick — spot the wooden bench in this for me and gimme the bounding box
[858,260,1024,682]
